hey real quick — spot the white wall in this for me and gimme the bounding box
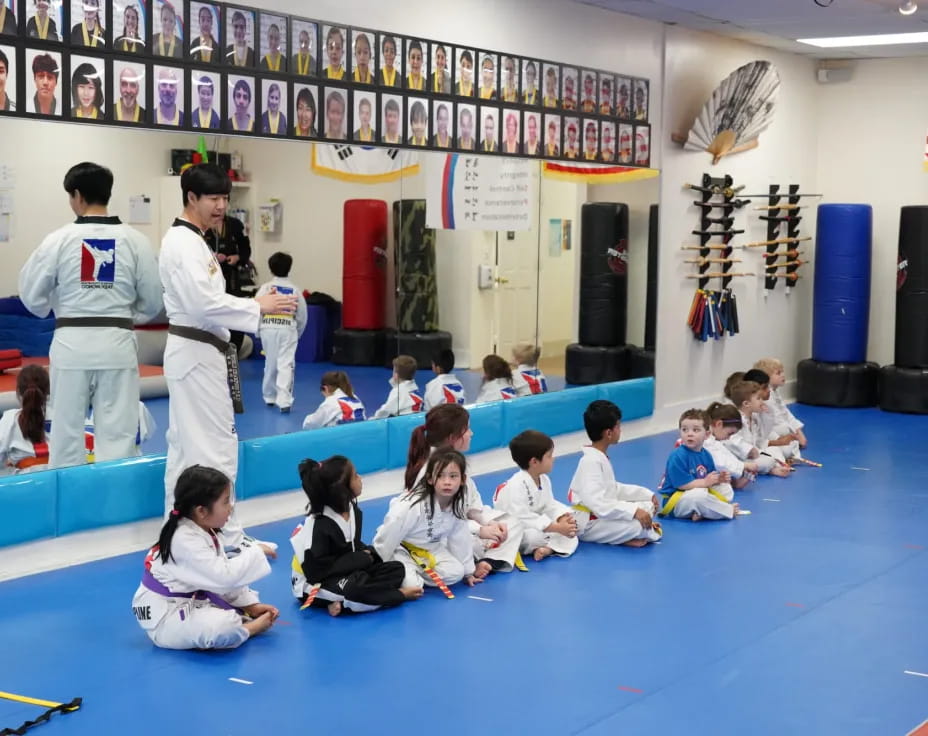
[655,26,819,421]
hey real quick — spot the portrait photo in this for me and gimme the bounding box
[431,99,451,148]
[350,29,375,85]
[561,66,578,111]
[352,89,375,142]
[226,73,254,131]
[70,0,105,48]
[634,124,650,166]
[634,78,649,121]
[543,114,561,157]
[615,77,631,119]
[0,0,16,36]
[153,64,184,126]
[322,85,346,140]
[112,61,146,123]
[70,54,106,120]
[582,118,599,160]
[189,2,220,63]
[25,48,61,115]
[225,8,255,68]
[430,43,450,95]
[26,0,63,42]
[406,95,428,146]
[190,69,220,128]
[501,108,520,154]
[405,38,426,91]
[478,52,497,101]
[599,73,614,116]
[259,13,287,72]
[380,92,402,144]
[259,78,286,135]
[618,122,633,163]
[542,63,559,108]
[500,55,518,103]
[455,102,476,150]
[0,44,16,112]
[479,104,499,152]
[579,69,597,113]
[292,83,317,136]
[153,0,184,59]
[291,20,316,77]
[563,116,580,159]
[521,59,539,106]
[378,34,401,88]
[112,0,145,54]
[600,120,616,162]
[321,24,346,80]
[454,47,474,97]
[522,111,542,156]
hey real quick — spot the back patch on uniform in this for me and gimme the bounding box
[81,239,116,288]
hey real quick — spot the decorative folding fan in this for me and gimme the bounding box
[672,60,780,164]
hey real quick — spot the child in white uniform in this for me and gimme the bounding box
[372,355,423,418]
[745,366,802,460]
[423,348,466,411]
[494,430,578,560]
[373,449,482,590]
[302,371,366,429]
[256,252,308,413]
[510,342,548,397]
[131,465,278,650]
[704,401,759,493]
[475,354,517,404]
[567,400,662,546]
[0,365,50,474]
[755,357,808,449]
[729,380,791,476]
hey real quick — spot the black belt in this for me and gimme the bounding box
[168,324,244,414]
[55,317,134,329]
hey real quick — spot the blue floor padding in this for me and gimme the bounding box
[140,360,567,456]
[3,405,928,735]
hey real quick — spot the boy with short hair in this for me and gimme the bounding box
[372,355,423,418]
[743,368,801,461]
[494,430,578,561]
[729,380,791,477]
[256,252,307,413]
[566,400,662,547]
[754,357,808,449]
[423,348,465,411]
[658,409,740,521]
[511,342,547,397]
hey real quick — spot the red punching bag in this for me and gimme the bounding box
[342,200,388,330]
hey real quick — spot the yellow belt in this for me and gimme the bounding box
[659,488,730,516]
[402,542,454,598]
[572,503,595,519]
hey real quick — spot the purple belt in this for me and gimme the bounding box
[142,570,238,611]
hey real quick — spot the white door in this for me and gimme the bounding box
[493,229,539,357]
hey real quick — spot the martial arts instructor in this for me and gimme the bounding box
[160,164,296,550]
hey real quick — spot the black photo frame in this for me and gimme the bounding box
[581,117,598,161]
[258,75,285,134]
[112,56,146,122]
[349,27,374,85]
[152,61,184,126]
[24,45,63,115]
[189,66,220,127]
[617,121,633,163]
[500,107,519,154]
[24,0,64,42]
[405,93,427,146]
[633,77,649,121]
[291,80,317,136]
[188,1,220,63]
[0,0,17,36]
[453,46,473,97]
[0,41,18,111]
[615,76,631,119]
[541,62,558,108]
[562,115,579,158]
[477,50,496,101]
[543,113,560,157]
[478,103,498,152]
[521,58,539,106]
[151,0,183,59]
[455,100,475,150]
[598,72,613,116]
[224,70,254,131]
[223,5,254,68]
[522,109,541,155]
[320,23,345,80]
[69,0,105,48]
[429,40,449,95]
[257,11,286,72]
[289,17,316,77]
[634,122,650,166]
[378,32,400,87]
[351,86,374,141]
[404,37,425,91]
[600,119,616,163]
[499,53,518,103]
[379,90,401,143]
[561,65,577,112]
[431,97,451,148]
[321,83,346,139]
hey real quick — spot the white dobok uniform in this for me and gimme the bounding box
[733,410,788,472]
[302,388,367,429]
[511,365,548,397]
[19,215,162,468]
[0,409,49,474]
[131,518,271,650]
[567,446,662,545]
[159,218,260,544]
[372,492,476,589]
[84,401,156,460]
[493,469,578,557]
[372,379,423,418]
[475,378,517,404]
[255,277,307,410]
[766,387,803,458]
[701,436,742,501]
[423,373,466,412]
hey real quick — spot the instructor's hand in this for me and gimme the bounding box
[256,292,297,314]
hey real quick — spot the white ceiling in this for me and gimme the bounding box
[576,0,928,57]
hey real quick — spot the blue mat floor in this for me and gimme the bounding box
[2,405,927,735]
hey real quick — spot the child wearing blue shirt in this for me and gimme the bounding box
[659,409,740,522]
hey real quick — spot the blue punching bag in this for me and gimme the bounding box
[812,204,872,363]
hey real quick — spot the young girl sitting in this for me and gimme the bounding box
[290,456,423,616]
[476,354,517,404]
[511,342,548,397]
[0,365,50,474]
[704,402,760,493]
[302,370,367,429]
[131,465,278,650]
[373,448,482,589]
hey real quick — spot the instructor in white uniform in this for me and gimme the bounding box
[159,164,295,546]
[19,162,162,468]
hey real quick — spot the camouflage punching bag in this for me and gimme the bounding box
[393,199,439,332]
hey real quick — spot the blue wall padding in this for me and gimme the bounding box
[0,313,55,356]
[0,377,655,547]
[812,204,872,363]
[598,377,655,420]
[57,456,166,535]
[0,471,58,546]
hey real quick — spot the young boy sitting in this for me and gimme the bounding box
[566,400,662,547]
[423,348,466,411]
[658,409,740,521]
[372,355,423,418]
[511,342,548,397]
[743,368,801,461]
[494,429,579,561]
[753,358,807,449]
[729,380,791,477]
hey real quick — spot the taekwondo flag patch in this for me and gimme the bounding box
[80,239,116,289]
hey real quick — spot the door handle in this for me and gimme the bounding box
[495,277,510,284]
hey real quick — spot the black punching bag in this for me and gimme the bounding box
[578,203,629,347]
[895,206,928,368]
[644,203,659,352]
